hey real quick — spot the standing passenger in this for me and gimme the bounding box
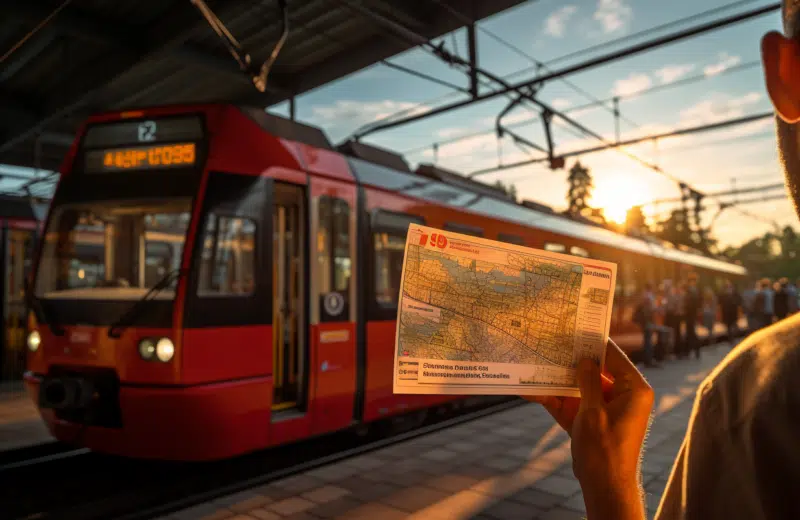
[664,280,683,359]
[774,277,790,321]
[718,280,741,344]
[634,283,659,368]
[702,287,717,344]
[787,278,799,314]
[683,275,701,359]
[762,278,776,327]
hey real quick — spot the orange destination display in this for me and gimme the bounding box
[85,143,196,172]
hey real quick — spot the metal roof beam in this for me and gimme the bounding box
[0,0,284,86]
[0,25,58,82]
[0,0,275,155]
[239,0,524,107]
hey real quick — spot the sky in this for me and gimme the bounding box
[0,0,789,248]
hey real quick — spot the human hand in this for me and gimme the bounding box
[524,339,654,519]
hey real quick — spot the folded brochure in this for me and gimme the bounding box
[393,224,617,397]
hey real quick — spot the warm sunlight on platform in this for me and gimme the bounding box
[592,175,653,224]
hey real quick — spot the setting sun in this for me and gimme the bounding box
[591,175,653,225]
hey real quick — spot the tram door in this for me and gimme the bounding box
[271,184,306,413]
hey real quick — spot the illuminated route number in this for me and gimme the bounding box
[102,143,196,170]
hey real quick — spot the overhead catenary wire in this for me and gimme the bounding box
[427,0,641,129]
[356,0,777,136]
[401,59,763,156]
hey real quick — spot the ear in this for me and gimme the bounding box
[762,31,800,123]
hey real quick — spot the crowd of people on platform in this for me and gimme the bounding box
[635,274,800,368]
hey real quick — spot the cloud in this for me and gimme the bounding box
[611,72,652,97]
[594,0,632,34]
[551,98,573,110]
[654,64,695,84]
[703,53,741,77]
[309,100,430,129]
[544,5,578,37]
[679,91,762,126]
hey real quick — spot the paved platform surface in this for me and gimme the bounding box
[0,382,52,452]
[162,344,733,520]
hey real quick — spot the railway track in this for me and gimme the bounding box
[3,397,525,520]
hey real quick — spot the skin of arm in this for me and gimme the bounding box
[526,339,653,520]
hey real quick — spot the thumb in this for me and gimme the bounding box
[577,358,602,411]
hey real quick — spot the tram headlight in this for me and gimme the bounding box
[138,338,156,361]
[155,338,174,363]
[27,330,41,352]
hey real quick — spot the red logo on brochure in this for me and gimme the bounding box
[429,233,448,249]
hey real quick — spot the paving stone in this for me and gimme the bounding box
[307,497,363,518]
[561,492,587,513]
[645,477,670,496]
[425,474,480,493]
[481,456,525,472]
[341,480,400,502]
[496,426,527,438]
[342,455,386,471]
[447,440,480,452]
[537,508,587,520]
[254,483,295,502]
[380,485,450,512]
[247,510,281,520]
[420,448,458,462]
[335,502,408,520]
[307,464,361,482]
[482,499,542,519]
[531,474,583,498]
[508,488,564,510]
[302,485,351,504]
[215,491,272,513]
[268,497,316,516]
[272,474,326,493]
[171,504,234,520]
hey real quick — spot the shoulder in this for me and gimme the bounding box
[695,314,800,433]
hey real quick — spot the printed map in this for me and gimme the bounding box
[399,243,583,367]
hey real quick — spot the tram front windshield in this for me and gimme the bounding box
[35,199,192,300]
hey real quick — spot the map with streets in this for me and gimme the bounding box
[394,224,617,397]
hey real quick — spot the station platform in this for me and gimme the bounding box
[0,381,52,452]
[164,343,732,520]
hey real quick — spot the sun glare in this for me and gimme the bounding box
[592,177,652,225]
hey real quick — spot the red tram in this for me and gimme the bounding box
[24,104,746,460]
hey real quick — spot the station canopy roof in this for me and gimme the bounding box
[0,0,524,174]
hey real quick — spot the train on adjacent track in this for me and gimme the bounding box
[23,104,746,460]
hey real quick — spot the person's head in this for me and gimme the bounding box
[762,1,800,215]
[780,276,789,287]
[687,272,698,286]
[725,279,734,290]
[644,282,653,293]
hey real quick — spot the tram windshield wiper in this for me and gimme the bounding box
[108,269,185,339]
[25,281,65,336]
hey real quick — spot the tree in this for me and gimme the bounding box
[725,225,800,281]
[493,180,518,201]
[625,206,649,236]
[655,208,694,248]
[566,161,592,216]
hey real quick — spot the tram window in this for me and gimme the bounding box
[317,196,351,293]
[570,246,590,258]
[371,210,424,310]
[197,215,257,296]
[444,222,483,237]
[498,233,524,245]
[544,242,566,253]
